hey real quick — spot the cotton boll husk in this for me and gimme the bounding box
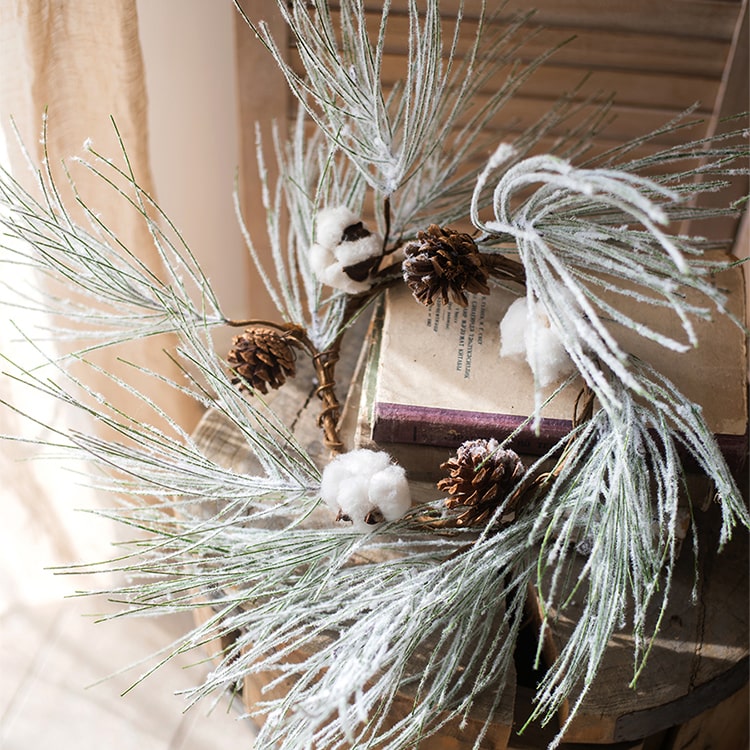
[315,206,360,250]
[499,296,528,359]
[320,449,411,530]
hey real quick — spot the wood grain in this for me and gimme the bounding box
[544,505,749,744]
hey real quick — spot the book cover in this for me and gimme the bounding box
[341,299,454,479]
[369,265,748,471]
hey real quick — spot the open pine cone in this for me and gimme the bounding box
[402,224,490,306]
[438,438,524,526]
[228,326,303,395]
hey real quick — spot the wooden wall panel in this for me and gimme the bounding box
[236,0,748,310]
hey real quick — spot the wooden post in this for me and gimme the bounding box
[233,1,290,321]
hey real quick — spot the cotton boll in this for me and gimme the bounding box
[309,241,334,283]
[367,464,412,521]
[320,449,411,531]
[309,241,363,294]
[498,296,528,359]
[309,240,375,294]
[526,309,575,386]
[335,234,382,269]
[315,206,360,249]
[499,294,575,387]
[309,206,383,293]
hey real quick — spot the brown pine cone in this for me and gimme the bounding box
[437,438,524,526]
[228,326,303,395]
[402,224,490,306]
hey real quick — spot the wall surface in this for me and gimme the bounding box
[137,0,252,338]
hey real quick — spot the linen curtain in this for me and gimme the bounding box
[0,10,266,747]
[0,1,233,602]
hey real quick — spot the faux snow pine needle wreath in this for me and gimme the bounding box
[1,2,749,748]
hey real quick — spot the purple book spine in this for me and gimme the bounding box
[372,402,573,456]
[372,401,749,475]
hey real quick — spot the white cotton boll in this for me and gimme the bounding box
[499,296,528,359]
[315,206,360,250]
[320,449,411,531]
[310,206,383,294]
[367,464,411,521]
[309,241,333,280]
[499,294,575,387]
[526,309,575,387]
[335,234,382,268]
[309,241,374,294]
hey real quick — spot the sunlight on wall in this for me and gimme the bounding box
[136,0,251,354]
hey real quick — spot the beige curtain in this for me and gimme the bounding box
[0,7,260,745]
[0,1,203,430]
[0,1,207,606]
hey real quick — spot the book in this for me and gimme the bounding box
[363,263,748,476]
[341,299,451,480]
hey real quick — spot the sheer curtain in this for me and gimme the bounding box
[0,0,265,604]
[0,3,260,746]
[0,2,176,605]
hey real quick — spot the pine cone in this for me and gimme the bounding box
[228,326,303,395]
[437,439,524,526]
[402,224,490,306]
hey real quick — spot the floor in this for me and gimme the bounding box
[0,449,256,750]
[1,601,255,750]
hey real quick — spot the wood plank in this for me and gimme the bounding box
[517,28,727,77]
[297,117,674,169]
[319,15,733,78]
[667,682,749,750]
[288,52,719,112]
[291,94,713,147]
[680,0,749,244]
[342,1,743,40]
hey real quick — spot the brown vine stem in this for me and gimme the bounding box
[480,252,526,286]
[313,344,345,454]
[309,294,377,456]
[381,195,392,253]
[223,317,293,330]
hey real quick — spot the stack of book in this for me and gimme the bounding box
[343,264,748,483]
